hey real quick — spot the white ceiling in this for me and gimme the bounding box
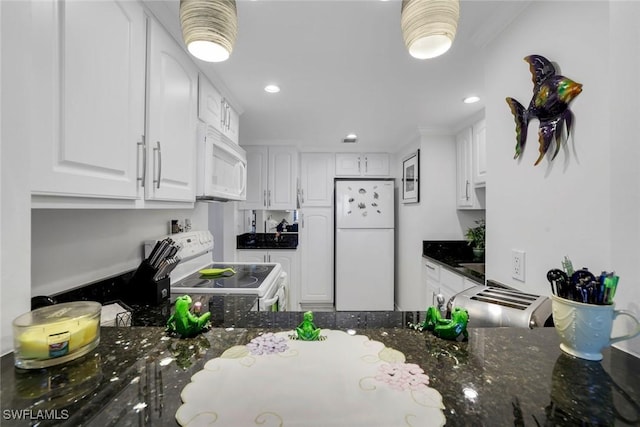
[147,0,530,152]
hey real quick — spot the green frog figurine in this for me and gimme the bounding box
[166,295,211,338]
[418,306,469,341]
[293,311,324,341]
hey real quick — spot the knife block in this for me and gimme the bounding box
[127,260,170,305]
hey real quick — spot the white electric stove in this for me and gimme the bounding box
[146,231,287,311]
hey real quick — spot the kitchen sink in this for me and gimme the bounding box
[457,262,485,275]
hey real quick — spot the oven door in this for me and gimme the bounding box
[254,272,288,312]
[196,123,247,202]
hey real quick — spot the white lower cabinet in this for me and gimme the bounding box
[237,249,299,311]
[423,259,441,308]
[299,208,334,309]
[423,257,480,312]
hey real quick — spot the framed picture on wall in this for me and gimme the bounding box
[402,149,419,204]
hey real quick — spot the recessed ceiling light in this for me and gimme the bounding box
[264,84,280,93]
[463,96,480,104]
[343,133,358,143]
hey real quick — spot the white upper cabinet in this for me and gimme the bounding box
[335,153,390,177]
[197,74,224,131]
[456,127,484,210]
[472,119,487,187]
[300,153,334,207]
[145,18,198,202]
[31,0,146,200]
[239,146,298,210]
[197,73,240,145]
[223,102,240,144]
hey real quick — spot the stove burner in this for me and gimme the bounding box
[172,263,276,292]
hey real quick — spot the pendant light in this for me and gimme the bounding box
[401,0,459,59]
[180,0,238,62]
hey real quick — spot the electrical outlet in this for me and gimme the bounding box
[512,250,525,281]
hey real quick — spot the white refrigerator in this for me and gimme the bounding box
[335,179,394,311]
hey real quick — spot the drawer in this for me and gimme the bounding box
[424,259,440,281]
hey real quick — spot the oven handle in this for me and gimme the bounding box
[262,295,279,308]
[261,272,288,311]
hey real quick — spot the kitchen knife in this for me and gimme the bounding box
[148,241,167,267]
[149,238,171,268]
[146,240,164,264]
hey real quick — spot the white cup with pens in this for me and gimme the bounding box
[551,294,640,361]
[547,265,640,361]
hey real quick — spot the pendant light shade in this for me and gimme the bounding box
[401,0,459,59]
[180,0,237,62]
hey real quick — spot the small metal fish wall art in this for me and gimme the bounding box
[506,55,583,166]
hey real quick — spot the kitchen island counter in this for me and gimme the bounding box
[2,316,639,426]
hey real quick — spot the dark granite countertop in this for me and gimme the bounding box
[2,308,639,426]
[236,232,298,250]
[423,240,486,284]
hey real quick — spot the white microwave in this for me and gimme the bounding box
[196,123,247,202]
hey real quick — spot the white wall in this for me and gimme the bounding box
[394,130,483,311]
[485,1,640,357]
[31,205,208,297]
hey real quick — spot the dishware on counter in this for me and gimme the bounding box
[12,301,101,369]
[551,294,640,361]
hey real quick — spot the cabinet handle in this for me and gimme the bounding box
[357,157,361,174]
[426,264,436,270]
[268,189,272,207]
[226,103,231,131]
[220,100,225,129]
[137,135,146,187]
[300,188,305,203]
[263,190,267,207]
[365,156,368,173]
[465,180,470,201]
[153,141,162,189]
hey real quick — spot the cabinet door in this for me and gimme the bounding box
[440,268,465,306]
[335,153,362,176]
[269,250,299,311]
[268,146,298,210]
[363,153,390,176]
[146,19,198,202]
[423,259,441,307]
[472,119,487,187]
[300,208,334,303]
[197,73,224,131]
[31,0,145,199]
[456,128,479,209]
[239,146,268,210]
[300,153,334,207]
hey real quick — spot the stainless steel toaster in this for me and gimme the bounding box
[449,286,552,329]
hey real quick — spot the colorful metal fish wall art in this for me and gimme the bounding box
[506,55,583,166]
